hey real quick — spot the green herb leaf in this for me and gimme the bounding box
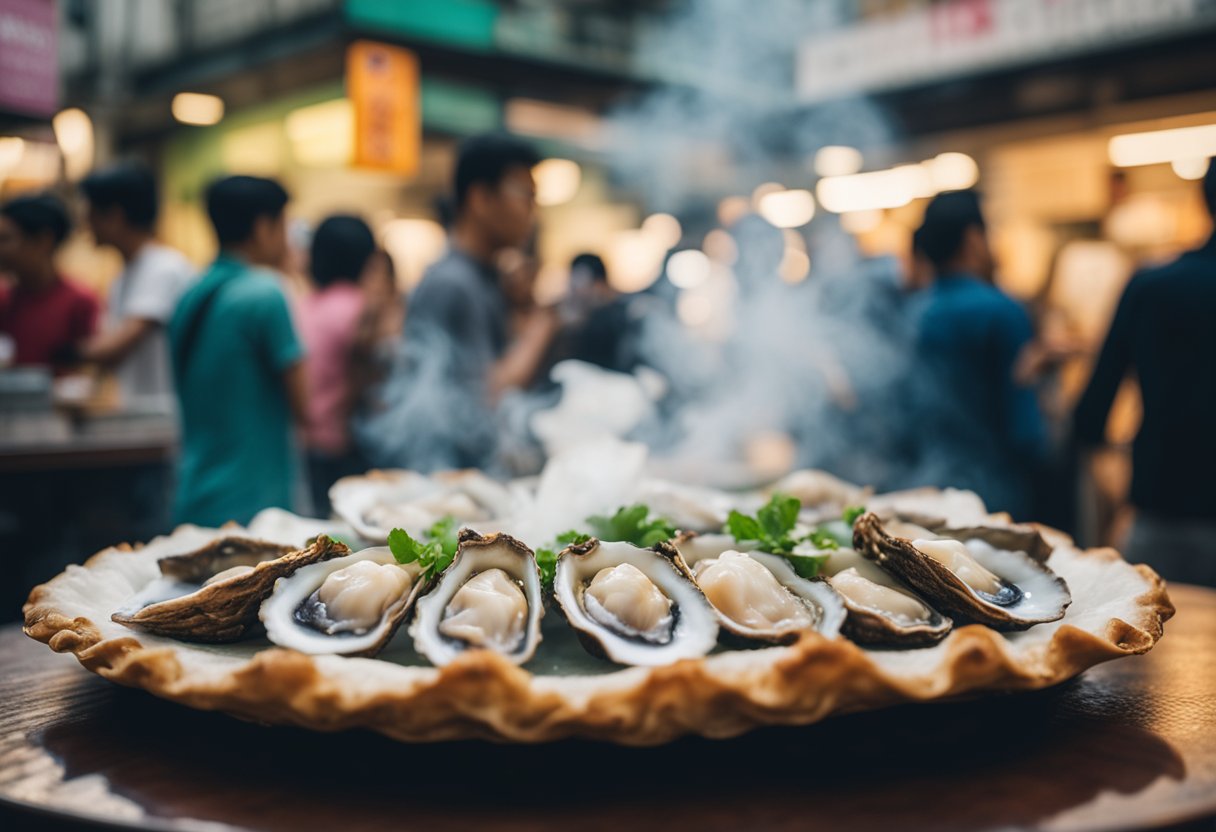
[783,551,830,579]
[842,505,866,526]
[387,527,425,565]
[586,504,678,548]
[388,523,455,581]
[555,529,591,546]
[725,510,763,543]
[534,547,557,589]
[758,493,800,541]
[426,516,460,558]
[803,528,841,551]
[725,495,802,555]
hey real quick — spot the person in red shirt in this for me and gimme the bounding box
[0,194,99,369]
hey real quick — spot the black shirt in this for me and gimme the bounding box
[1074,236,1216,521]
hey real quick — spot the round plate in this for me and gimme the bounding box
[23,499,1172,745]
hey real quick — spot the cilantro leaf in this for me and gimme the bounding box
[387,521,456,581]
[757,493,800,542]
[725,494,801,555]
[586,504,678,548]
[803,528,841,551]
[784,551,830,579]
[426,516,460,558]
[534,547,557,589]
[842,505,866,526]
[726,510,762,543]
[726,493,835,576]
[387,527,426,565]
[555,529,591,546]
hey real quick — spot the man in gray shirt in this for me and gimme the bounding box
[390,134,557,471]
[79,162,195,414]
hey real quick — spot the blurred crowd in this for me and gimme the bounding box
[1,137,1213,586]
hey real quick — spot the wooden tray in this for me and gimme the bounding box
[2,584,1214,832]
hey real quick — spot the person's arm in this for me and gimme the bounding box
[79,317,158,366]
[282,359,309,428]
[1073,278,1137,447]
[487,307,559,402]
[995,301,1048,460]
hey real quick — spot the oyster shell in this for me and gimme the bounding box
[554,538,719,665]
[853,513,1071,630]
[330,469,514,543]
[260,546,426,657]
[671,534,846,645]
[112,536,348,642]
[821,548,952,647]
[410,530,543,666]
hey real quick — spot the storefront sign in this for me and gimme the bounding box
[797,0,1216,103]
[0,0,57,117]
[347,40,420,176]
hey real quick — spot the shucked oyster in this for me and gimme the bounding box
[853,513,1071,630]
[112,536,347,642]
[260,545,427,657]
[554,538,719,666]
[330,469,514,543]
[672,534,846,644]
[410,530,544,666]
[820,548,952,647]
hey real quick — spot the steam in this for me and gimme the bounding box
[357,0,964,501]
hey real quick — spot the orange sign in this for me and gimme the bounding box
[347,40,420,176]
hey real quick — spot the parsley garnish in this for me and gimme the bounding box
[724,492,831,578]
[842,505,866,526]
[726,493,801,555]
[387,521,457,581]
[586,505,678,548]
[534,531,591,590]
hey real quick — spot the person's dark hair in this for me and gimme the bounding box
[571,252,607,283]
[310,214,375,288]
[80,161,158,229]
[916,189,986,271]
[1203,157,1215,217]
[454,134,541,212]
[205,175,289,246]
[0,193,72,246]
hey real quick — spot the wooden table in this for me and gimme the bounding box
[2,586,1214,832]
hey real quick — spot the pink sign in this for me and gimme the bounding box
[0,0,57,117]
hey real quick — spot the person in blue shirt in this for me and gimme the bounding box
[169,176,307,527]
[912,190,1047,518]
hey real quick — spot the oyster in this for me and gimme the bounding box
[554,538,719,665]
[671,534,846,645]
[330,469,513,543]
[853,513,1071,630]
[112,536,348,642]
[410,530,543,666]
[260,545,425,656]
[820,548,952,647]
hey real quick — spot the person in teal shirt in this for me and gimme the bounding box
[169,176,307,527]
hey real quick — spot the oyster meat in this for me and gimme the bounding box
[410,530,543,666]
[671,534,846,644]
[112,536,347,642]
[260,545,425,656]
[820,548,952,646]
[853,513,1071,630]
[554,538,719,665]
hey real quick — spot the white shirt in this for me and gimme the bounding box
[107,242,196,410]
